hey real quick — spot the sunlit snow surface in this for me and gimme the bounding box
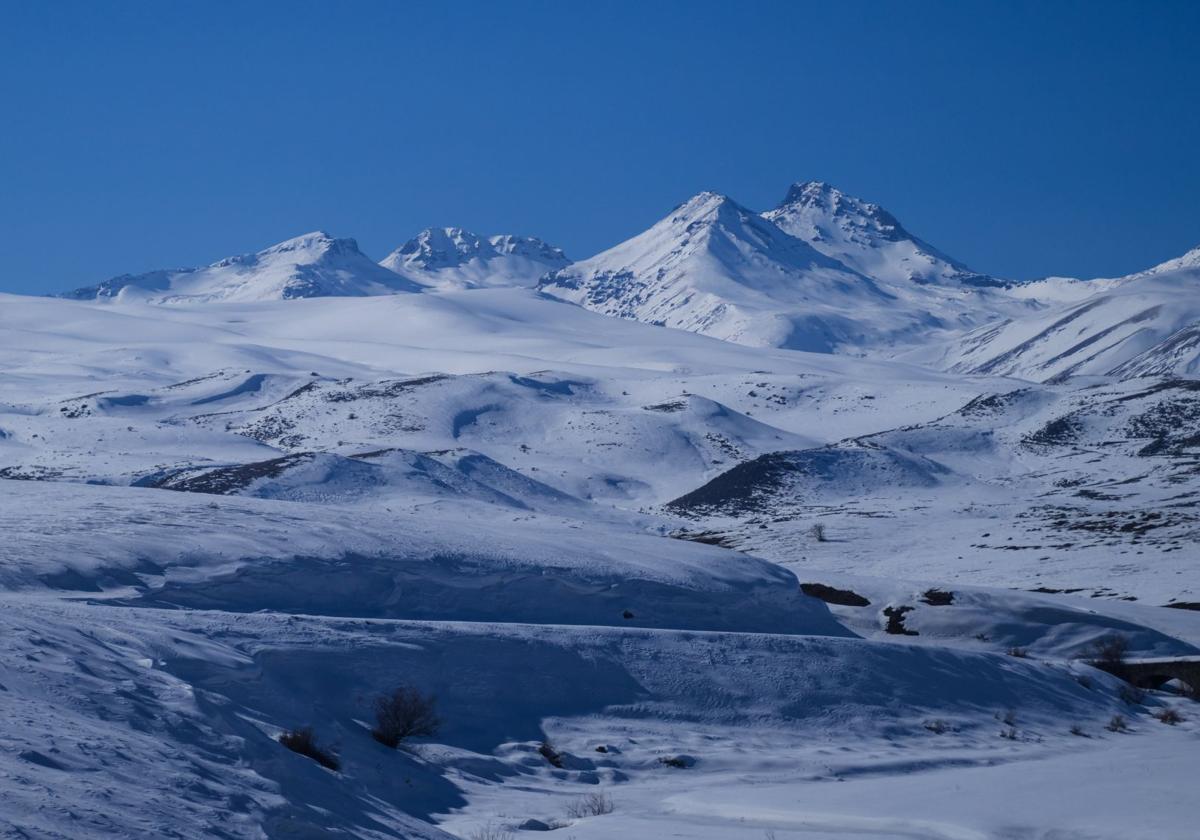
[1,283,1198,838]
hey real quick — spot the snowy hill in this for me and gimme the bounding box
[764,181,1005,288]
[63,232,422,302]
[539,190,1029,352]
[666,376,1200,602]
[381,227,569,289]
[917,244,1200,380]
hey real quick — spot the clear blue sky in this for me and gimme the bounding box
[2,0,1197,294]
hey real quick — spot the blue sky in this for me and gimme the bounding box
[1,0,1197,294]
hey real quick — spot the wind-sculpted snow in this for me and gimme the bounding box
[0,479,852,636]
[0,597,1157,840]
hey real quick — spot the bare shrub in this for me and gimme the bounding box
[921,589,954,606]
[1069,724,1088,737]
[999,726,1018,740]
[1086,635,1130,680]
[1155,707,1184,725]
[538,741,564,768]
[466,823,513,840]
[1118,684,1146,706]
[1006,646,1030,658]
[278,727,340,771]
[565,792,614,819]
[1105,714,1129,733]
[371,685,441,748]
[922,719,951,734]
[809,523,828,542]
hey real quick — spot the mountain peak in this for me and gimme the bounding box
[671,191,744,220]
[62,231,417,302]
[381,227,570,289]
[776,182,904,239]
[538,190,894,351]
[1138,243,1200,277]
[765,182,1002,288]
[261,230,355,254]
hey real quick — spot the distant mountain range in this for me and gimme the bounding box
[57,182,1199,380]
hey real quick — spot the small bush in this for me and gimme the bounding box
[921,589,954,606]
[809,523,828,542]
[1006,646,1030,658]
[999,726,1018,740]
[1106,714,1129,733]
[923,719,951,734]
[1118,684,1146,706]
[371,686,441,749]
[565,792,614,819]
[1155,707,1184,725]
[466,823,513,840]
[279,727,340,771]
[1069,724,1088,737]
[1086,635,1130,679]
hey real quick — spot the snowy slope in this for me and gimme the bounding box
[764,181,1005,288]
[381,227,570,289]
[918,245,1200,380]
[63,232,422,302]
[666,377,1200,603]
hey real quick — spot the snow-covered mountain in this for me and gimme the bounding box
[537,192,904,351]
[764,181,1005,288]
[918,244,1200,380]
[4,250,1200,839]
[63,232,422,303]
[381,227,569,289]
[538,191,1022,352]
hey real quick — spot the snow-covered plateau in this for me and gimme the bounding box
[2,183,1198,838]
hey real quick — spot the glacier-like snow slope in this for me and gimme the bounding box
[918,245,1200,380]
[61,231,424,302]
[380,227,570,289]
